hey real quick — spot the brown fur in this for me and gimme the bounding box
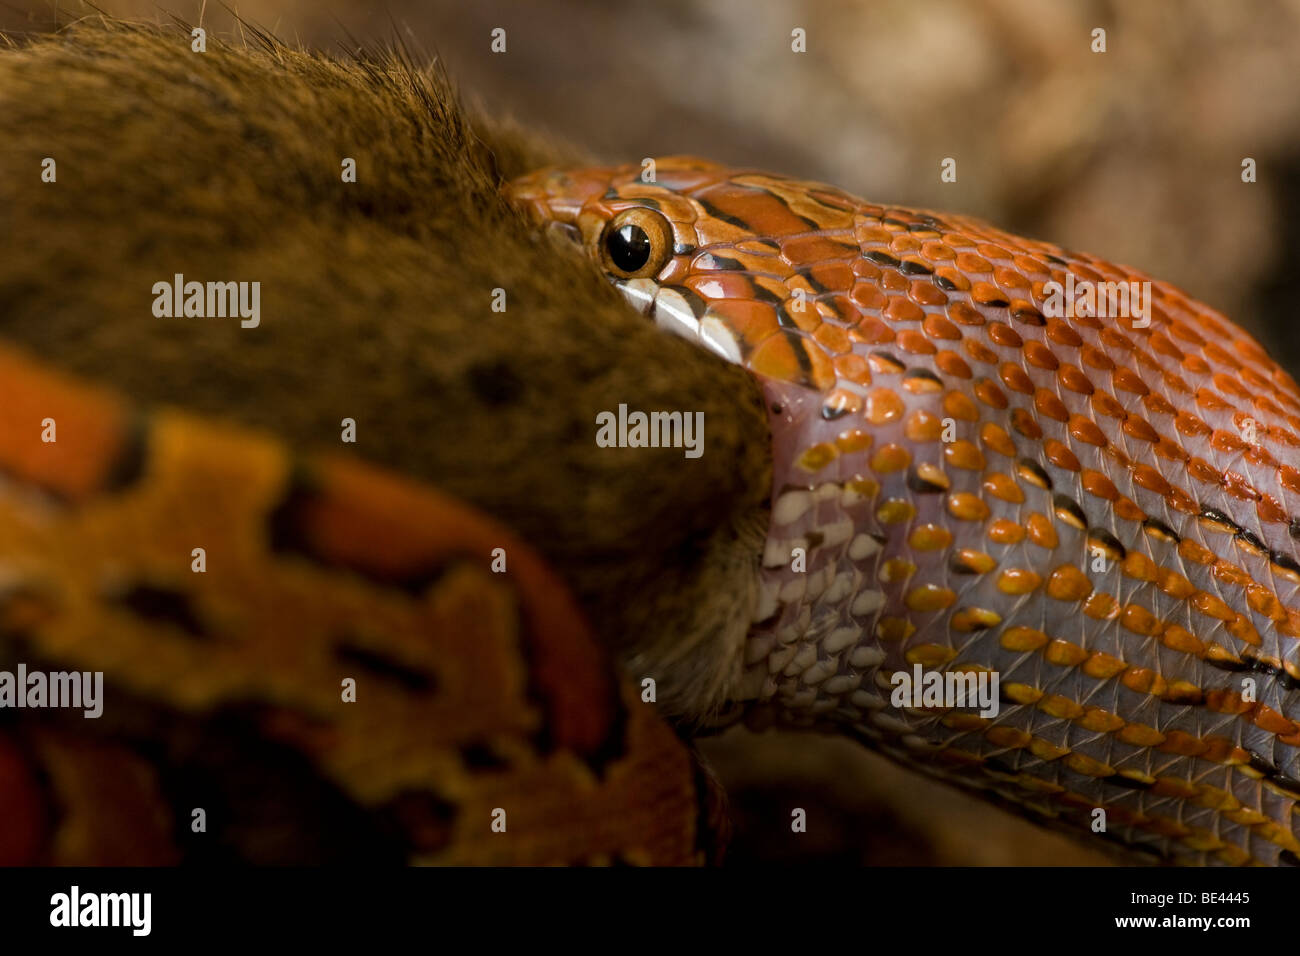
[0,20,771,719]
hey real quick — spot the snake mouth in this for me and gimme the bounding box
[613,278,745,368]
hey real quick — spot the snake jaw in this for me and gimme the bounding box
[609,278,747,368]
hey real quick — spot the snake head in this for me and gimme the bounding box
[509,156,847,390]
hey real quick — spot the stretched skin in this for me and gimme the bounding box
[510,156,1300,865]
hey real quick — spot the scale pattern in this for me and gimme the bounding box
[510,156,1300,865]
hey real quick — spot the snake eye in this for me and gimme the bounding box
[598,207,674,279]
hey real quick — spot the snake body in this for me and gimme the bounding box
[510,156,1300,865]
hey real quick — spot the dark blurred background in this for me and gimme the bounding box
[7,0,1299,864]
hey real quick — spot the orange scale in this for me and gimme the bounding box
[1112,367,1149,395]
[999,363,1034,395]
[975,244,1011,262]
[1257,495,1287,523]
[1081,470,1119,501]
[1174,412,1212,439]
[1045,320,1084,350]
[748,274,793,304]
[947,301,984,325]
[971,282,1010,307]
[1080,346,1115,372]
[881,271,909,292]
[944,391,980,422]
[870,443,912,473]
[748,331,836,390]
[813,322,853,355]
[1010,407,1042,439]
[1099,328,1136,352]
[980,423,1017,457]
[1196,389,1233,415]
[1026,513,1058,548]
[935,267,972,293]
[910,281,949,307]
[1067,416,1108,447]
[851,282,888,311]
[988,323,1023,348]
[806,262,856,293]
[814,297,852,326]
[987,520,1026,545]
[857,225,894,244]
[803,341,839,391]
[1143,394,1177,418]
[1111,497,1144,523]
[684,272,760,302]
[897,330,937,356]
[1043,440,1080,472]
[1023,341,1059,371]
[984,473,1025,504]
[780,234,863,266]
[935,351,973,379]
[1222,471,1259,502]
[833,352,871,385]
[747,331,806,383]
[889,235,921,255]
[1212,373,1253,402]
[1148,333,1184,362]
[835,428,872,453]
[1058,364,1096,395]
[1167,488,1199,516]
[1070,262,1103,283]
[903,374,944,396]
[956,252,992,273]
[1131,465,1173,497]
[1186,458,1221,485]
[1169,321,1207,349]
[1012,254,1050,277]
[1083,592,1121,621]
[993,266,1031,290]
[922,241,956,261]
[904,409,945,442]
[1033,389,1069,423]
[851,258,882,280]
[698,182,821,237]
[821,389,864,421]
[1119,414,1157,441]
[965,339,998,365]
[1204,342,1243,371]
[852,319,895,346]
[884,297,926,323]
[1240,367,1271,391]
[865,387,905,425]
[702,299,783,351]
[923,315,962,341]
[974,379,1009,410]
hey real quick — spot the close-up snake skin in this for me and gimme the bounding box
[510,156,1300,866]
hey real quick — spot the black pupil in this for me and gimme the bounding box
[607,223,652,272]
